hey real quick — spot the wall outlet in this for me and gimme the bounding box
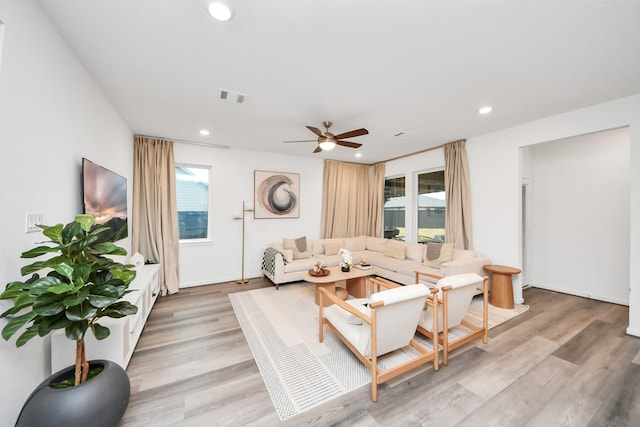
[25,212,43,233]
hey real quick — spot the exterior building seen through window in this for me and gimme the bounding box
[417,170,445,243]
[176,165,210,240]
[384,176,405,240]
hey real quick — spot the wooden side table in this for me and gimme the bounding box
[483,264,521,309]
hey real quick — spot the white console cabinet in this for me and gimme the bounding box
[51,263,161,372]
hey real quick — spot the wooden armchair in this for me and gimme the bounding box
[318,278,439,401]
[416,273,489,366]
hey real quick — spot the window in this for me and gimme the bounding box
[384,176,405,240]
[175,165,210,240]
[417,170,445,243]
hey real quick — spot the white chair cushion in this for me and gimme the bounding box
[419,273,483,333]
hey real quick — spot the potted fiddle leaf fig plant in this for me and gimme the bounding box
[1,214,138,427]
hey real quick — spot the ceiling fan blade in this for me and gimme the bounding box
[313,145,323,153]
[283,139,316,143]
[334,128,368,140]
[336,140,362,149]
[306,126,325,137]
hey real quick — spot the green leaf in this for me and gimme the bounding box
[91,323,110,340]
[38,313,71,336]
[42,223,63,243]
[100,301,138,318]
[89,284,120,298]
[1,311,37,340]
[75,214,95,232]
[62,288,89,307]
[87,294,117,308]
[61,221,83,244]
[13,292,36,308]
[20,261,50,276]
[47,282,75,295]
[65,301,98,321]
[29,276,64,295]
[33,294,66,316]
[52,262,74,282]
[72,264,91,284]
[65,321,88,341]
[1,281,30,300]
[111,269,136,286]
[15,324,41,347]
[21,245,58,259]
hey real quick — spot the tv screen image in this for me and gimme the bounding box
[82,158,128,238]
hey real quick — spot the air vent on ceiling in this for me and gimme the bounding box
[219,88,247,104]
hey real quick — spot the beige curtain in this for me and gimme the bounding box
[321,160,385,238]
[367,162,385,237]
[132,136,180,295]
[444,139,473,249]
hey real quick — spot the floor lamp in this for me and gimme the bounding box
[234,200,253,284]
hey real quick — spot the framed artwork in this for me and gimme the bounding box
[254,170,300,219]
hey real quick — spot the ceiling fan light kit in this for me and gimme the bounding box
[284,120,368,154]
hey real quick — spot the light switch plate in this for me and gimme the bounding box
[26,212,43,233]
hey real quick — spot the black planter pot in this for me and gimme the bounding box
[16,359,130,427]
[341,266,350,272]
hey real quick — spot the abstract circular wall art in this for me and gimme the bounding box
[254,170,300,218]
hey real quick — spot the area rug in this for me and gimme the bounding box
[229,282,528,421]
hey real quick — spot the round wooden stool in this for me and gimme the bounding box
[483,264,521,309]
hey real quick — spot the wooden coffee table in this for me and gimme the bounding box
[302,266,378,306]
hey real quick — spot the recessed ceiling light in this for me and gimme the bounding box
[355,153,362,158]
[478,106,493,115]
[208,2,232,21]
[200,129,210,136]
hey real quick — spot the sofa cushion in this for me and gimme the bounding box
[405,243,425,262]
[324,240,344,256]
[344,236,367,251]
[384,239,406,260]
[283,249,294,263]
[371,255,413,272]
[366,236,388,252]
[452,248,477,260]
[283,236,310,260]
[283,256,317,272]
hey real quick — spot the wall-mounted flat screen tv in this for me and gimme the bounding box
[82,158,128,239]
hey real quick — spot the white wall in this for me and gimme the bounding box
[173,143,324,286]
[524,128,629,304]
[0,1,133,424]
[385,95,640,336]
[468,94,640,335]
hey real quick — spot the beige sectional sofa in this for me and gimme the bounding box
[262,235,490,289]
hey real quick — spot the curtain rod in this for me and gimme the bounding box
[383,138,465,163]
[134,134,230,150]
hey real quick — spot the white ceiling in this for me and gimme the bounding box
[37,0,640,164]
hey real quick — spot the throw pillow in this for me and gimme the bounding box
[424,243,454,267]
[405,243,425,262]
[282,249,294,263]
[283,236,310,260]
[324,240,343,256]
[384,239,406,260]
[426,243,443,261]
[346,300,370,325]
[344,236,367,251]
[366,236,388,253]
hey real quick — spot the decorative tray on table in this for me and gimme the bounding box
[308,269,330,277]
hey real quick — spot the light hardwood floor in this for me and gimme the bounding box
[119,278,640,426]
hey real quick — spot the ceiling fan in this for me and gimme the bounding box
[284,121,368,153]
